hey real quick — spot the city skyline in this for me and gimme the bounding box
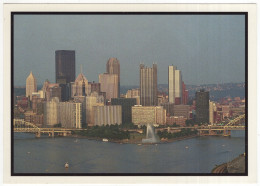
[13,14,245,86]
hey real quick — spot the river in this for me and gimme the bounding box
[13,131,245,174]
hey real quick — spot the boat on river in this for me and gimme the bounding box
[65,162,69,168]
[102,138,108,142]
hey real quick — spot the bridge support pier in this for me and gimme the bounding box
[35,132,41,138]
[63,132,67,137]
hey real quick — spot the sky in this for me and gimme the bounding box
[13,14,245,86]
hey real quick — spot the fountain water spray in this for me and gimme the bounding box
[142,124,160,143]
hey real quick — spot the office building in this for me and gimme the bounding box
[71,72,90,97]
[160,103,175,116]
[93,105,122,126]
[44,97,60,127]
[168,66,177,103]
[59,101,82,128]
[140,64,157,106]
[26,71,37,100]
[195,89,209,124]
[99,73,118,101]
[55,50,75,84]
[111,98,136,124]
[55,50,75,101]
[174,104,190,118]
[166,116,187,126]
[126,88,140,105]
[86,92,105,126]
[106,58,120,96]
[209,101,216,124]
[168,66,187,105]
[42,80,61,101]
[132,105,166,125]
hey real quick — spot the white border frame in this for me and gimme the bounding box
[3,3,257,184]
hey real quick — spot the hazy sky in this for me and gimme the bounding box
[14,14,245,86]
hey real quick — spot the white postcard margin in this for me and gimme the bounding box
[3,3,257,184]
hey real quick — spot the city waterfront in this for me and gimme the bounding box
[14,131,245,174]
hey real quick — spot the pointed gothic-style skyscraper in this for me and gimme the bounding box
[26,71,37,100]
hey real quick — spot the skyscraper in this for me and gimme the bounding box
[111,98,136,124]
[55,50,75,101]
[168,66,182,104]
[195,89,209,124]
[99,73,118,101]
[168,65,176,103]
[106,58,120,96]
[140,64,157,106]
[26,71,37,100]
[71,72,90,97]
[55,50,75,84]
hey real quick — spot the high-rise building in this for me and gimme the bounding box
[99,73,118,101]
[44,97,60,127]
[71,72,90,97]
[86,92,105,126]
[168,66,186,104]
[168,66,176,103]
[55,50,75,84]
[126,88,140,105]
[132,105,166,125]
[106,58,120,96]
[140,64,157,106]
[209,101,216,124]
[59,101,82,128]
[182,82,188,105]
[111,98,136,124]
[93,105,122,126]
[55,50,75,101]
[195,89,209,124]
[173,104,190,118]
[26,71,37,100]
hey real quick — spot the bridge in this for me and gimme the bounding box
[157,114,245,137]
[13,119,86,137]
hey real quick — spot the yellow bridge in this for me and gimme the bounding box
[13,119,86,137]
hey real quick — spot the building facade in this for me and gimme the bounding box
[195,90,209,124]
[111,98,136,124]
[59,101,82,128]
[132,105,166,125]
[106,58,120,96]
[71,73,90,97]
[86,92,105,126]
[26,71,37,100]
[140,64,157,106]
[55,50,75,101]
[93,105,122,126]
[44,97,60,126]
[99,73,118,101]
[173,104,190,118]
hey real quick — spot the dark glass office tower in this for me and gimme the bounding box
[111,98,136,124]
[55,50,75,101]
[195,89,209,124]
[55,50,75,84]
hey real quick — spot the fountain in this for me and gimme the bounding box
[142,124,160,143]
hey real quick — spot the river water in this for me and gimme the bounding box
[13,131,245,174]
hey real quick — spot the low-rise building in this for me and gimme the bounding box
[93,105,122,126]
[132,105,166,125]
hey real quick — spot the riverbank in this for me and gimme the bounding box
[69,133,198,144]
[211,154,245,173]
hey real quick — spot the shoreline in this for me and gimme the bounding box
[68,134,199,144]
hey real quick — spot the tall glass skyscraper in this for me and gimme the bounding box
[140,64,157,106]
[195,89,209,124]
[168,65,182,104]
[55,50,75,101]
